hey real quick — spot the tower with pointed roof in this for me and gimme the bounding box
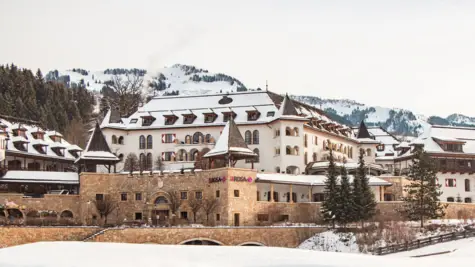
[204,117,257,168]
[75,122,119,173]
[356,120,373,139]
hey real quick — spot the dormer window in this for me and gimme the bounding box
[130,119,138,124]
[164,114,178,125]
[376,144,385,152]
[183,113,197,124]
[141,115,156,126]
[70,151,79,158]
[445,143,463,152]
[204,113,217,123]
[246,110,261,121]
[13,129,27,138]
[267,111,275,117]
[50,135,62,143]
[33,144,47,154]
[51,147,65,157]
[13,142,27,152]
[222,111,236,122]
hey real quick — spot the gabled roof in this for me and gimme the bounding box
[204,118,257,159]
[356,120,372,139]
[75,122,119,164]
[279,94,299,116]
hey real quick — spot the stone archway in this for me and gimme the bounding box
[179,238,223,245]
[239,242,266,246]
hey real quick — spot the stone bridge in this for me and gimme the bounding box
[91,227,325,247]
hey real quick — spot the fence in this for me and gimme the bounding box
[374,230,475,255]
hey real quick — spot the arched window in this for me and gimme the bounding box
[253,148,259,163]
[465,197,472,203]
[205,134,212,143]
[252,130,259,144]
[146,135,153,149]
[118,136,124,144]
[286,146,292,155]
[245,130,252,144]
[293,127,299,136]
[154,196,169,204]
[139,153,145,170]
[344,147,347,154]
[185,135,191,144]
[366,148,371,157]
[304,134,308,147]
[60,210,74,218]
[177,149,187,161]
[139,135,145,149]
[312,152,317,162]
[275,167,281,173]
[304,152,308,165]
[146,153,153,170]
[193,132,204,144]
[294,146,299,155]
[190,149,199,161]
[465,179,471,192]
[112,135,117,144]
[285,127,292,136]
[447,197,455,202]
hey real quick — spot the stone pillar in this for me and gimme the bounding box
[308,186,312,202]
[380,186,384,202]
[289,184,293,203]
[270,184,274,202]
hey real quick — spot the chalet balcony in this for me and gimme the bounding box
[438,166,475,174]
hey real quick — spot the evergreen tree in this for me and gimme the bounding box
[321,149,339,227]
[352,148,377,226]
[402,148,445,227]
[14,98,28,118]
[336,162,354,227]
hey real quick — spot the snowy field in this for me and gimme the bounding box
[391,237,475,258]
[0,241,460,267]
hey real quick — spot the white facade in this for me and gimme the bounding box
[100,91,378,174]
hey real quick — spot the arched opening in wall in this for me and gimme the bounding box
[244,130,252,144]
[7,208,23,224]
[252,130,259,144]
[465,197,472,203]
[239,242,265,246]
[60,210,73,218]
[190,149,199,161]
[112,135,117,144]
[26,210,40,225]
[0,209,5,224]
[118,136,124,145]
[285,127,292,136]
[180,238,223,245]
[40,211,58,226]
[366,148,371,157]
[139,153,146,170]
[293,127,299,136]
[154,196,169,204]
[205,134,212,143]
[253,148,259,163]
[177,149,188,161]
[185,135,192,144]
[146,135,153,149]
[293,146,299,155]
[286,166,300,175]
[193,132,204,144]
[27,162,41,171]
[285,146,292,155]
[139,135,145,149]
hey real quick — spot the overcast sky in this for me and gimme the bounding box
[1,0,475,117]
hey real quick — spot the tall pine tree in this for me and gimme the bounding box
[321,149,339,227]
[402,147,445,227]
[336,162,354,227]
[352,148,376,227]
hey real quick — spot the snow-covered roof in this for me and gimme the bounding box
[408,125,475,155]
[0,118,82,161]
[353,126,400,158]
[256,173,391,186]
[0,171,79,184]
[204,118,257,159]
[309,161,385,171]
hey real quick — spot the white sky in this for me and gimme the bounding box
[1,0,475,117]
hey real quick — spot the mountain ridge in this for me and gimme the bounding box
[46,64,475,136]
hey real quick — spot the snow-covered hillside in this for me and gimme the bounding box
[46,63,475,136]
[46,64,248,96]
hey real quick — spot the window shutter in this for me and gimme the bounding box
[162,134,165,143]
[445,179,449,187]
[172,134,176,143]
[161,152,165,160]
[454,179,457,187]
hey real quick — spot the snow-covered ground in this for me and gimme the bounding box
[391,237,475,258]
[0,241,459,267]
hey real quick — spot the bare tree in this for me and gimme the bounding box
[202,198,219,225]
[63,118,87,148]
[94,195,118,225]
[106,74,144,117]
[167,190,182,215]
[155,156,164,174]
[124,153,139,174]
[188,198,203,223]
